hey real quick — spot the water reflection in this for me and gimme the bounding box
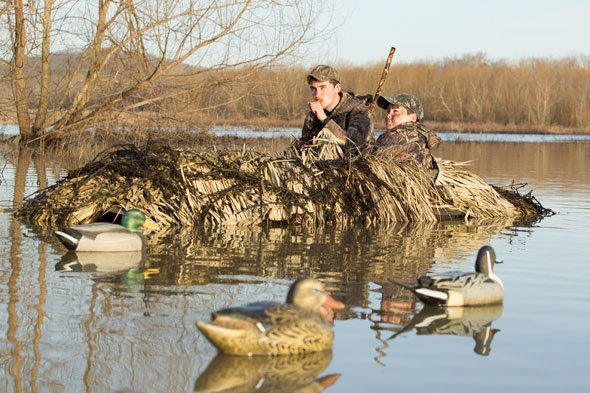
[194,350,340,393]
[2,140,587,391]
[56,251,146,273]
[437,141,590,185]
[383,304,503,356]
[145,219,516,310]
[6,146,46,392]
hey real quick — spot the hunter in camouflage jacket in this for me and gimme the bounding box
[300,91,374,149]
[374,122,441,169]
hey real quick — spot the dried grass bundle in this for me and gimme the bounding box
[17,143,549,229]
[434,158,518,219]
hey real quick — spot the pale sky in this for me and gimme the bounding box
[312,0,590,65]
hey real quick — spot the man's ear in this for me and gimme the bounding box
[334,83,342,93]
[409,113,418,122]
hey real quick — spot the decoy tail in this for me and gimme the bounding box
[388,277,449,305]
[55,228,82,250]
[387,278,416,291]
[385,317,422,341]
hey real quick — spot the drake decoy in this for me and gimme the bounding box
[196,278,345,356]
[55,209,159,252]
[390,245,503,306]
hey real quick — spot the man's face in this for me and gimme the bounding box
[386,104,417,129]
[309,80,341,110]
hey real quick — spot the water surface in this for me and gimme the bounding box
[0,139,589,392]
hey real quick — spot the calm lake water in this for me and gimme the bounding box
[0,136,589,392]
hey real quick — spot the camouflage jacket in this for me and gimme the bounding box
[374,122,441,169]
[300,91,374,148]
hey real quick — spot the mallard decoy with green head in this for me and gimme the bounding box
[196,277,345,356]
[390,245,504,306]
[55,208,159,252]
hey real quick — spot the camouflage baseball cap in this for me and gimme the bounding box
[377,93,424,121]
[306,65,340,84]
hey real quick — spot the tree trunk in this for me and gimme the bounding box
[33,0,54,137]
[13,0,32,141]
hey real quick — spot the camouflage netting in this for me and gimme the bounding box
[16,142,552,229]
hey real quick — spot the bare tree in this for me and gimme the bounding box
[0,0,329,143]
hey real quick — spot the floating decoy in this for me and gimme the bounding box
[55,208,159,252]
[196,277,345,356]
[390,245,504,306]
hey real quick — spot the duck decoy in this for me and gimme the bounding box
[55,208,159,252]
[196,278,345,356]
[389,245,503,306]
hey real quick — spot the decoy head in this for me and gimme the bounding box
[473,327,501,356]
[121,209,160,232]
[475,245,500,275]
[286,278,345,315]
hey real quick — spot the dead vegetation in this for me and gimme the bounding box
[16,142,552,229]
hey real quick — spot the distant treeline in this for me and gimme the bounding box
[2,54,590,132]
[192,55,590,131]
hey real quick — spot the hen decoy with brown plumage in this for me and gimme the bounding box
[196,278,345,356]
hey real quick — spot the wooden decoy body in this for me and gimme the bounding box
[55,209,159,252]
[391,245,504,306]
[197,278,345,356]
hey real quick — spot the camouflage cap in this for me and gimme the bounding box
[307,65,340,84]
[377,93,424,121]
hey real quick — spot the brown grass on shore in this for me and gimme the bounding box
[2,112,589,137]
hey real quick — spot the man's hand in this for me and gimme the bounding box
[308,99,327,122]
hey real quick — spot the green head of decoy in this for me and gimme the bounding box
[120,209,159,232]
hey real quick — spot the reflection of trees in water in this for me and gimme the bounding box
[438,142,590,184]
[3,147,49,389]
[6,148,30,393]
